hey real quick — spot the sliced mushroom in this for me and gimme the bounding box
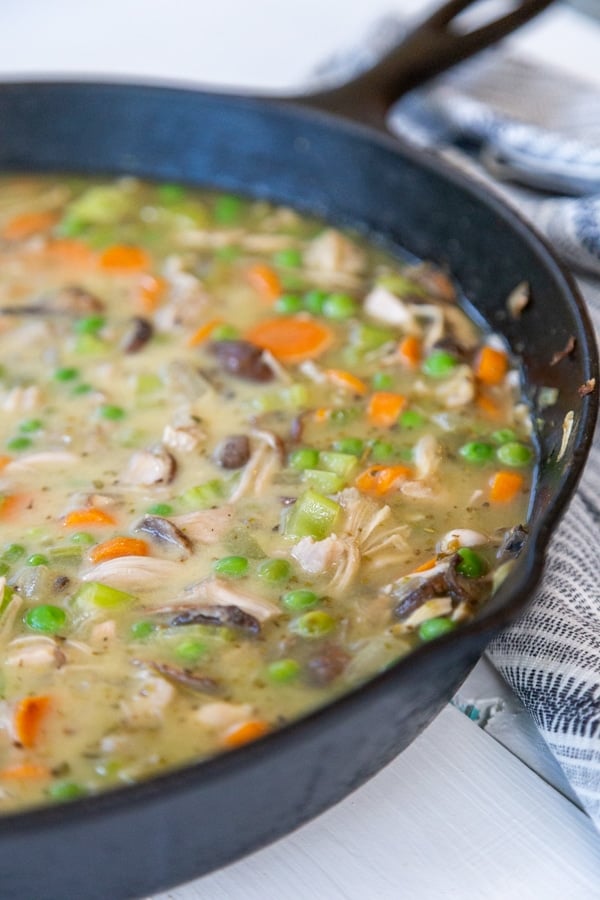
[122,446,176,486]
[121,316,154,353]
[165,576,280,622]
[213,434,251,470]
[142,661,220,695]
[170,604,260,635]
[209,340,274,383]
[496,524,528,561]
[0,285,104,317]
[306,645,349,686]
[133,515,193,560]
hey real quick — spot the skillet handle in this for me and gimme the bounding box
[296,0,555,128]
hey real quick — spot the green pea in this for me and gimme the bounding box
[273,248,302,268]
[257,558,291,583]
[370,440,396,462]
[147,503,174,516]
[2,543,25,562]
[24,604,67,634]
[422,349,458,378]
[418,616,456,642]
[72,383,93,395]
[213,555,249,578]
[496,442,534,467]
[98,404,126,421]
[26,554,49,567]
[282,589,319,612]
[267,658,301,683]
[491,428,516,444]
[303,289,328,315]
[54,366,79,382]
[19,418,43,433]
[214,194,243,224]
[399,410,425,429]
[455,547,487,579]
[274,294,303,314]
[48,781,85,802]
[289,447,320,471]
[176,639,208,663]
[74,314,106,335]
[6,436,32,451]
[371,372,394,390]
[322,293,358,320]
[157,183,185,204]
[70,532,95,546]
[211,323,239,341]
[332,437,364,456]
[459,441,494,465]
[130,621,155,640]
[291,610,336,638]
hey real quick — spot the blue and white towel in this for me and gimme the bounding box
[315,19,600,828]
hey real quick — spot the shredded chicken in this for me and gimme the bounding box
[90,619,117,647]
[122,674,175,728]
[165,576,280,622]
[195,701,254,730]
[1,384,43,413]
[413,434,442,481]
[437,528,488,554]
[83,556,181,591]
[4,635,65,669]
[122,446,176,486]
[228,433,282,503]
[162,422,206,454]
[434,364,475,408]
[304,229,366,276]
[169,506,234,544]
[364,286,421,330]
[5,451,79,474]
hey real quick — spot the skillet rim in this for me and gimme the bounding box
[0,78,596,836]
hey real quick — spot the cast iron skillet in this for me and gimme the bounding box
[0,1,597,898]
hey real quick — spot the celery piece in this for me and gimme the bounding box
[164,200,209,228]
[302,469,345,494]
[48,545,82,564]
[75,582,135,609]
[351,323,395,351]
[280,383,310,410]
[180,479,225,510]
[74,334,108,356]
[134,373,163,396]
[65,185,133,226]
[284,489,340,540]
[377,274,428,298]
[318,451,358,480]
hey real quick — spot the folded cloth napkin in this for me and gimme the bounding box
[313,18,600,829]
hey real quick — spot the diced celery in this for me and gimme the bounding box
[284,489,340,540]
[351,323,395,351]
[74,334,108,356]
[180,479,225,510]
[0,583,14,614]
[75,582,135,609]
[280,383,310,410]
[48,546,82,564]
[64,185,133,226]
[302,469,345,494]
[377,274,428,298]
[162,200,209,227]
[318,451,358,479]
[134,373,163,395]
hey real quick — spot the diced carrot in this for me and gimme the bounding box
[136,274,165,313]
[246,263,282,303]
[367,392,406,428]
[0,763,50,781]
[475,346,508,386]
[398,335,422,368]
[63,507,117,528]
[355,464,412,496]
[0,455,12,471]
[413,557,437,573]
[0,493,31,521]
[223,719,270,749]
[246,316,333,364]
[89,536,149,565]
[489,471,524,503]
[13,696,51,749]
[2,210,59,241]
[98,244,150,272]
[326,368,368,396]
[314,408,330,423]
[476,393,502,419]
[43,238,96,266]
[187,318,223,348]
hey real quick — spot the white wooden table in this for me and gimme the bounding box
[2,2,600,897]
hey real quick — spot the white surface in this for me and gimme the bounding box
[1,2,599,899]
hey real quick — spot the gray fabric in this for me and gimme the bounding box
[314,22,600,828]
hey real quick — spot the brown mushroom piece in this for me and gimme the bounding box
[140,660,221,695]
[306,645,350,686]
[213,434,251,470]
[121,316,154,353]
[133,515,193,560]
[496,524,528,561]
[209,339,274,382]
[170,604,261,635]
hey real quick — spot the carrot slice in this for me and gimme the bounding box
[99,244,150,272]
[136,274,165,313]
[0,455,12,472]
[89,536,149,565]
[0,763,50,781]
[246,316,333,363]
[398,335,422,368]
[475,346,508,386]
[63,507,117,528]
[14,696,51,748]
[477,393,502,419]
[313,408,330,423]
[0,493,31,521]
[43,238,96,266]
[326,368,368,396]
[2,210,59,240]
[223,719,269,749]
[246,264,282,303]
[355,464,412,496]
[367,392,406,428]
[187,318,223,347]
[413,557,437,573]
[489,471,524,503]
